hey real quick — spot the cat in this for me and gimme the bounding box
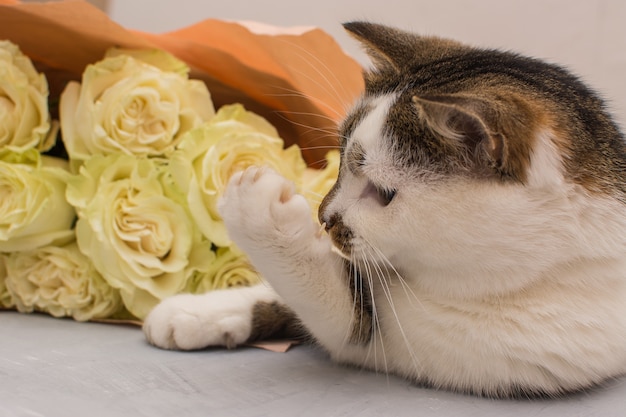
[143,21,626,398]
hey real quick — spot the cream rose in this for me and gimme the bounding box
[66,153,214,319]
[185,245,261,294]
[170,104,307,246]
[0,150,75,252]
[0,254,14,309]
[0,40,56,152]
[4,242,123,321]
[60,48,215,163]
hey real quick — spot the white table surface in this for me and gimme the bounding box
[1,311,624,417]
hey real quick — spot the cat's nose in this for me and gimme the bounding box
[323,213,339,231]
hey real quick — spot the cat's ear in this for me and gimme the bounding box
[413,95,530,181]
[342,21,419,72]
[343,21,462,72]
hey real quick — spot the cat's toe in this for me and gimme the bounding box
[143,292,255,351]
[143,295,206,350]
[143,306,180,350]
[220,166,316,243]
[143,310,194,350]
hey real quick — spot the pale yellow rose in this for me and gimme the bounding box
[0,150,75,252]
[4,242,123,321]
[185,245,261,294]
[170,104,307,246]
[0,40,56,152]
[302,150,340,218]
[60,48,215,164]
[105,48,190,76]
[66,153,214,319]
[0,254,14,309]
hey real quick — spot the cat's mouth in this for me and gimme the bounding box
[322,215,355,260]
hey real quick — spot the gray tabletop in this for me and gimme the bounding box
[1,311,624,417]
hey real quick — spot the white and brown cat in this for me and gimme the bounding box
[143,22,626,398]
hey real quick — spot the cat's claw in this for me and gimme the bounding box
[317,222,327,239]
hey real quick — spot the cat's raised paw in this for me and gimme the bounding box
[218,166,317,251]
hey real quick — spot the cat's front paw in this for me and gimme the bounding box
[218,166,317,252]
[143,292,253,350]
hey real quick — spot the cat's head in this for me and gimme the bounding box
[319,22,626,299]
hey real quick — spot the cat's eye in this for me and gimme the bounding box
[377,186,397,206]
[362,180,397,206]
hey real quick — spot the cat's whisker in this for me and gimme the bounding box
[354,250,378,366]
[357,247,389,380]
[295,145,341,152]
[271,106,339,126]
[264,106,347,157]
[339,256,358,350]
[368,243,425,312]
[338,245,371,361]
[270,111,341,149]
[266,83,344,121]
[330,244,350,261]
[303,159,337,171]
[273,108,341,125]
[271,38,355,116]
[362,243,423,374]
[361,250,388,377]
[354,255,370,357]
[310,150,342,165]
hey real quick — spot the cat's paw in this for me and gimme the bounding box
[143,291,254,350]
[218,166,317,251]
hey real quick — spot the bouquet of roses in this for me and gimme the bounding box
[0,40,341,322]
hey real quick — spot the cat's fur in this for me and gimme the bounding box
[143,22,626,398]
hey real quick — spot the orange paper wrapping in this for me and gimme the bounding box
[0,0,364,166]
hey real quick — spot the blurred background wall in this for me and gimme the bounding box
[28,0,626,128]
